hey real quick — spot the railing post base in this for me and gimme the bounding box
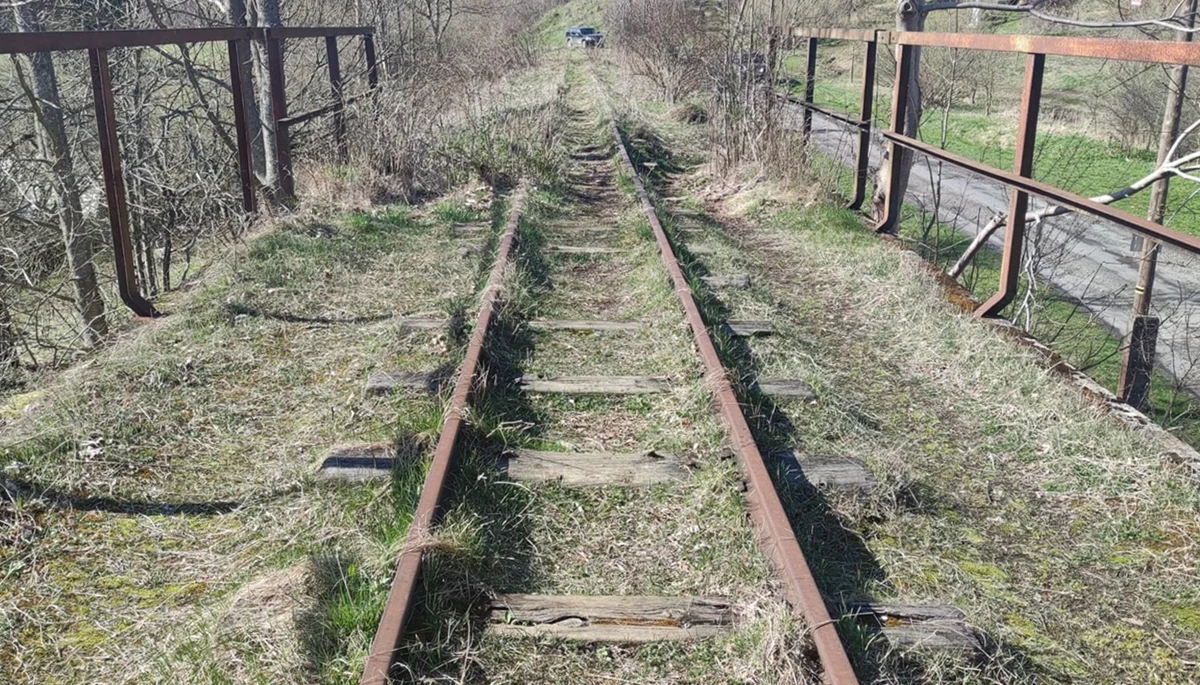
[1118,315,1161,411]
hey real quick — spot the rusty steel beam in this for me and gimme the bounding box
[360,190,525,685]
[88,48,160,318]
[978,53,1045,318]
[880,30,1200,66]
[802,37,818,140]
[364,34,379,88]
[1,28,253,54]
[876,43,914,234]
[850,39,877,211]
[0,26,369,55]
[612,122,860,685]
[268,26,371,39]
[790,27,878,43]
[227,39,255,214]
[878,131,1200,255]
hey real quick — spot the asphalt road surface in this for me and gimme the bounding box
[782,102,1200,398]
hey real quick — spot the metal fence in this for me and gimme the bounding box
[779,26,1200,409]
[1,26,377,317]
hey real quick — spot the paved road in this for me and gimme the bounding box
[782,103,1200,396]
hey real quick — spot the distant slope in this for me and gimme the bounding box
[534,0,607,47]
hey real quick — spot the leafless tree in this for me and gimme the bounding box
[606,0,717,104]
[10,0,108,347]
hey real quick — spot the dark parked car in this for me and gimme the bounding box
[566,26,604,48]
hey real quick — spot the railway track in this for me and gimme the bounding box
[344,86,967,682]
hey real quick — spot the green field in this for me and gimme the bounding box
[781,51,1200,238]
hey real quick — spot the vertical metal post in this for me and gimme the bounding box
[265,31,294,203]
[1118,315,1161,410]
[227,39,255,213]
[802,36,817,140]
[849,38,877,210]
[767,32,779,75]
[326,35,348,163]
[976,52,1045,318]
[88,48,160,318]
[876,43,914,234]
[364,33,379,89]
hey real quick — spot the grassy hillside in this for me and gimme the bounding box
[534,0,607,47]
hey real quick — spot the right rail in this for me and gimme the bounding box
[611,122,861,685]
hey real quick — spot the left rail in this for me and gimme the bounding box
[358,188,526,685]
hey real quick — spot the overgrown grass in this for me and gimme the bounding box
[807,154,1200,447]
[0,198,492,683]
[615,79,1200,683]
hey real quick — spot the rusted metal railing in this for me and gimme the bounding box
[1,26,377,317]
[781,27,1200,407]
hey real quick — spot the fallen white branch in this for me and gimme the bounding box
[948,121,1200,277]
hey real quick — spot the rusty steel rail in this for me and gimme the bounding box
[360,189,526,685]
[611,123,860,685]
[2,26,376,316]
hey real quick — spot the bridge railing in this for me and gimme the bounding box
[1,26,377,317]
[777,26,1200,409]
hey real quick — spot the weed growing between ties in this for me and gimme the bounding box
[606,84,1200,683]
[385,88,824,682]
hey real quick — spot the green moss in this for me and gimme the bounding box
[959,559,1009,584]
[1160,602,1200,633]
[0,390,43,419]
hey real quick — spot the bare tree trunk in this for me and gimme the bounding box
[228,0,268,186]
[0,296,18,385]
[873,0,925,228]
[162,228,173,291]
[252,0,283,199]
[13,1,108,346]
[1134,0,1196,315]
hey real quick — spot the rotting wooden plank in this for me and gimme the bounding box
[753,377,815,400]
[846,602,978,652]
[399,316,452,332]
[529,319,644,333]
[487,594,734,642]
[500,449,687,486]
[688,245,717,256]
[317,443,395,482]
[724,320,774,337]
[552,225,617,235]
[771,450,876,493]
[364,369,445,396]
[701,274,750,289]
[547,245,626,255]
[518,375,670,395]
